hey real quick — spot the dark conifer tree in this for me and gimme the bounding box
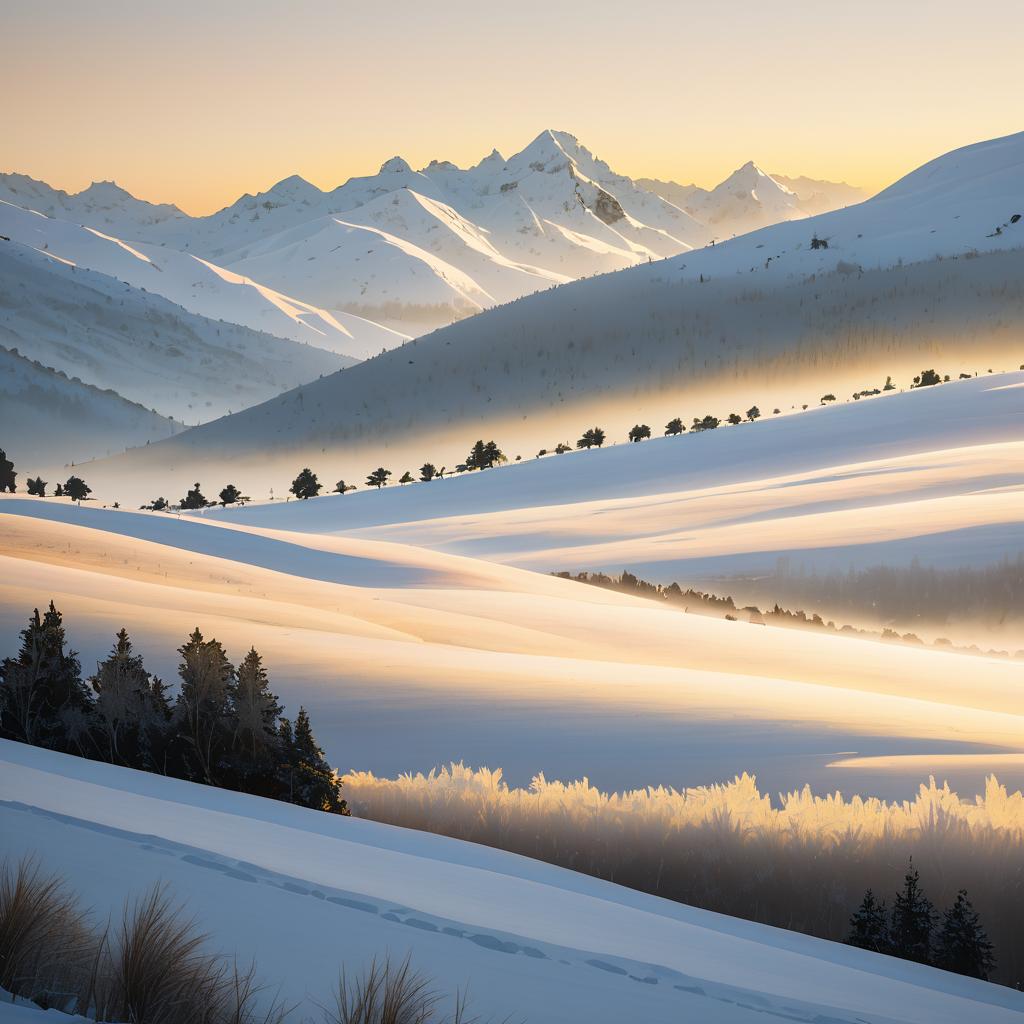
[746,406,761,422]
[334,480,355,494]
[54,483,64,497]
[482,441,505,467]
[727,412,742,425]
[934,890,995,980]
[692,415,720,432]
[846,889,891,954]
[179,483,209,510]
[219,484,247,506]
[63,476,91,502]
[466,439,487,470]
[398,471,414,484]
[91,628,171,771]
[227,647,283,795]
[576,428,606,449]
[173,628,234,784]
[0,602,92,752]
[419,464,437,482]
[0,448,15,493]
[281,707,347,814]
[290,468,321,500]
[366,467,391,489]
[628,424,652,442]
[26,477,47,497]
[664,418,684,436]
[890,859,936,964]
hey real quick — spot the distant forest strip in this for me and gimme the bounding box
[344,764,1024,987]
[553,569,1024,659]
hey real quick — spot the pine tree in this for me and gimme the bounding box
[0,602,92,752]
[576,428,606,449]
[419,464,437,482]
[54,483,64,497]
[398,471,414,485]
[934,890,995,980]
[179,483,209,510]
[746,406,761,422]
[0,448,15,493]
[63,476,91,502]
[692,415,720,432]
[727,413,742,425]
[628,424,651,442]
[366,467,391,489]
[227,647,283,795]
[219,484,248,506]
[282,707,347,814]
[482,441,505,467]
[846,889,890,954]
[290,468,321,500]
[91,629,170,770]
[26,477,47,497]
[173,628,234,784]
[664,418,684,436]
[466,439,487,470]
[890,859,936,964]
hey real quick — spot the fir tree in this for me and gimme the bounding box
[179,483,209,510]
[934,890,995,980]
[482,441,505,467]
[290,468,321,500]
[466,440,488,470]
[26,477,47,497]
[63,476,91,502]
[366,467,391,489]
[419,464,438,482]
[0,448,15,493]
[174,628,234,784]
[0,602,93,752]
[227,647,283,795]
[281,707,347,814]
[398,471,414,485]
[219,483,248,506]
[576,428,606,449]
[54,483,64,497]
[692,415,720,432]
[846,889,890,954]
[91,628,170,770]
[664,418,684,436]
[890,858,936,964]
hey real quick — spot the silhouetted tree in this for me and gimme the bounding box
[290,468,321,500]
[26,477,47,497]
[628,424,651,443]
[174,628,234,785]
[0,602,93,752]
[890,859,935,964]
[846,889,891,954]
[219,484,248,506]
[179,483,209,510]
[366,467,391,489]
[63,476,91,502]
[334,480,355,495]
[483,441,506,467]
[912,368,942,388]
[691,415,720,432]
[664,418,684,436]
[280,707,347,814]
[399,471,414,485]
[227,647,283,795]
[141,497,169,512]
[0,449,15,493]
[883,376,896,391]
[554,442,572,454]
[54,483,64,497]
[746,406,761,422]
[91,628,171,770]
[820,394,837,405]
[934,890,995,980]
[419,464,438,482]
[727,413,742,425]
[576,428,606,449]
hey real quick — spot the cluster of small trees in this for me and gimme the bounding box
[0,450,93,501]
[847,861,995,979]
[0,602,346,814]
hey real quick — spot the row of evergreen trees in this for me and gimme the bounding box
[0,602,346,814]
[846,860,994,979]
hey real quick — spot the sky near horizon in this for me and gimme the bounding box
[5,0,1022,215]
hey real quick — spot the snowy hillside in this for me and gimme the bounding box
[0,241,351,423]
[72,130,1024,499]
[2,132,865,337]
[3,743,1019,1024]
[0,199,404,359]
[0,345,180,465]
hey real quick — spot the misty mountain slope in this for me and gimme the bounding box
[0,345,181,466]
[0,198,401,357]
[0,240,351,422]
[4,743,1020,1024]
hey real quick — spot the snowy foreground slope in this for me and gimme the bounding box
[71,131,1024,500]
[1,741,1021,1024]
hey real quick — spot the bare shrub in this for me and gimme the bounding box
[0,855,93,1010]
[344,766,1024,986]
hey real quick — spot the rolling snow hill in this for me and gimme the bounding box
[0,240,352,423]
[71,130,1024,501]
[0,345,181,466]
[3,742,1021,1024]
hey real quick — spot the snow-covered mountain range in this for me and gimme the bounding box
[1,131,865,338]
[68,130,1024,500]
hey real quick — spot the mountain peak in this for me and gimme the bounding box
[266,174,320,200]
[78,180,134,202]
[379,156,413,175]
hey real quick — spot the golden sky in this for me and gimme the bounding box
[5,0,1022,215]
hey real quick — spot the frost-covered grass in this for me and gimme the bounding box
[345,765,1024,986]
